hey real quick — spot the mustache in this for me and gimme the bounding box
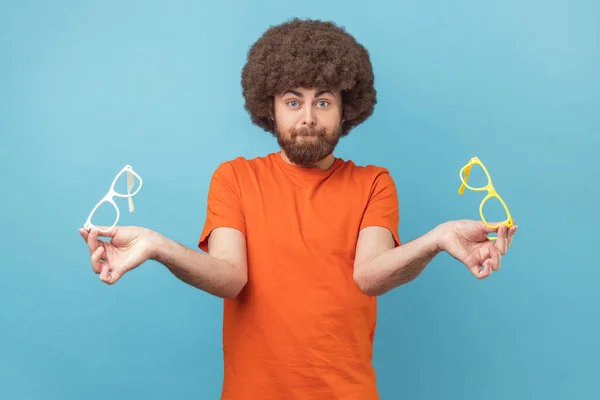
[291,126,326,138]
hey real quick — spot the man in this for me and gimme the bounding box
[79,18,517,400]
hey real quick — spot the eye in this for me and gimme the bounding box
[287,100,300,108]
[317,100,330,108]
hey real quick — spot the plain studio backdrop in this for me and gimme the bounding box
[1,0,598,399]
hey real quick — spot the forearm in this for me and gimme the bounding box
[150,233,246,298]
[356,226,443,296]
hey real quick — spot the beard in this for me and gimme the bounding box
[275,123,341,166]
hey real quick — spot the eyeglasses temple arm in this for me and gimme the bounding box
[458,164,472,195]
[127,171,135,212]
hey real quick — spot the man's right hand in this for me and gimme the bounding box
[78,226,158,285]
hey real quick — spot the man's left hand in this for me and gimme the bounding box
[436,220,518,279]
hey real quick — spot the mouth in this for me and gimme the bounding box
[294,129,321,138]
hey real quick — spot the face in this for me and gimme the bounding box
[272,87,343,167]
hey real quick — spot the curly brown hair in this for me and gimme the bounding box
[241,18,377,137]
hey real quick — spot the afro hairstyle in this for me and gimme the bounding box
[241,18,377,137]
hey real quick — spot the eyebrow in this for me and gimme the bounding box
[282,89,336,98]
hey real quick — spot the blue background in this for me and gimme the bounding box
[1,0,598,399]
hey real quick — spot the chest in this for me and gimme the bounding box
[241,175,369,258]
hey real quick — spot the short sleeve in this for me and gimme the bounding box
[359,171,401,247]
[198,162,246,252]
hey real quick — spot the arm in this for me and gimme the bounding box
[152,227,247,298]
[353,221,517,296]
[81,163,249,295]
[353,226,441,296]
[351,169,514,296]
[155,160,248,298]
[80,225,247,298]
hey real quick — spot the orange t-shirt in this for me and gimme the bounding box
[199,152,401,400]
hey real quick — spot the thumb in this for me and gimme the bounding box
[87,226,118,239]
[479,221,504,233]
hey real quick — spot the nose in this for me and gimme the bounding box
[301,105,317,127]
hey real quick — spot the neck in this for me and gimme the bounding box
[279,151,336,171]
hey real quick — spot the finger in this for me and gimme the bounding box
[480,221,504,234]
[106,269,123,285]
[479,260,492,279]
[99,260,111,283]
[79,228,89,243]
[91,246,104,274]
[490,244,501,271]
[94,226,118,239]
[88,229,99,255]
[465,245,491,279]
[484,260,493,276]
[507,225,517,249]
[495,225,507,255]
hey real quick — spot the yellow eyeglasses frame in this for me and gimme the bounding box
[458,157,514,240]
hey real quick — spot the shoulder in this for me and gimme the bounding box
[229,154,275,171]
[336,157,396,186]
[210,153,275,182]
